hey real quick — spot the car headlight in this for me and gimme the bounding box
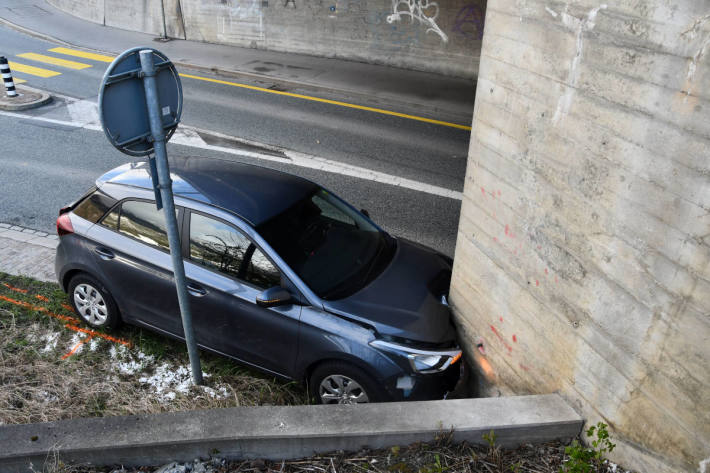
[370,339,462,374]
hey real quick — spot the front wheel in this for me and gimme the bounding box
[68,273,121,330]
[309,361,387,404]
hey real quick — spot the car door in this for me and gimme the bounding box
[183,211,302,377]
[86,199,185,335]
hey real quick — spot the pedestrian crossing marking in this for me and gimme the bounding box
[48,47,115,63]
[17,53,91,70]
[7,62,60,78]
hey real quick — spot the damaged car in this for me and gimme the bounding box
[55,156,462,403]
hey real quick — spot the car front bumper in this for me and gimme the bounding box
[384,357,463,402]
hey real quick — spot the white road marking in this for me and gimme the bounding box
[0,104,463,201]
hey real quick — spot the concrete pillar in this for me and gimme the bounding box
[450,1,710,472]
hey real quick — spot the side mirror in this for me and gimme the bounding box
[256,286,292,308]
[360,209,370,218]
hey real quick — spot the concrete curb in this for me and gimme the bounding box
[0,85,52,111]
[0,395,583,472]
[0,15,471,125]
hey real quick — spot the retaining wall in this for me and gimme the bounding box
[46,0,485,78]
[450,1,710,472]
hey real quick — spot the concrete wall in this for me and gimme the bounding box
[47,0,485,78]
[450,1,710,472]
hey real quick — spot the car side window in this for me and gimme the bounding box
[245,246,281,289]
[118,200,171,251]
[74,190,117,224]
[101,206,120,230]
[189,213,281,289]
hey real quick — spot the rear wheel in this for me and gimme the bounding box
[309,361,387,404]
[68,273,120,330]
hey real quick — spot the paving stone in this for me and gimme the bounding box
[27,236,59,249]
[35,231,48,237]
[2,229,38,242]
[0,223,10,228]
[0,236,56,282]
[21,228,36,234]
[10,225,23,231]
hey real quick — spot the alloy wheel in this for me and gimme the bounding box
[73,283,108,325]
[319,374,370,404]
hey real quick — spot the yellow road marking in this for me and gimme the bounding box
[18,52,91,70]
[12,48,469,129]
[48,47,115,63]
[178,73,472,130]
[7,61,60,78]
[11,77,26,84]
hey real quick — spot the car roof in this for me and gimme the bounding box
[96,156,319,226]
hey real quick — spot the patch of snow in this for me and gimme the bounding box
[37,390,58,403]
[89,338,100,352]
[202,385,230,399]
[40,332,60,353]
[109,345,155,375]
[137,363,227,403]
[67,333,85,355]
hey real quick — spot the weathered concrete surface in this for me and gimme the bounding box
[0,395,582,472]
[450,1,710,472]
[46,0,485,78]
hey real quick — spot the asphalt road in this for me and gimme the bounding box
[0,25,470,256]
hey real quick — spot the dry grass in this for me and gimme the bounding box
[0,272,307,426]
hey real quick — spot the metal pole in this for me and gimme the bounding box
[0,57,18,98]
[139,49,203,385]
[159,0,168,40]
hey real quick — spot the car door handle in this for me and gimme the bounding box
[94,247,115,260]
[187,283,207,297]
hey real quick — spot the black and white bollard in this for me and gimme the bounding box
[0,56,18,97]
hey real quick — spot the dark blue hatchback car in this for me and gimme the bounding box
[55,156,462,403]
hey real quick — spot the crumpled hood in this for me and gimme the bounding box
[322,238,455,344]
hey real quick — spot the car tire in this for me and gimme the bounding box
[309,361,387,404]
[68,273,121,330]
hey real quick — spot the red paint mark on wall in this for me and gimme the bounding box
[535,280,539,286]
[505,224,509,236]
[490,325,513,354]
[512,334,517,342]
[497,190,501,197]
[493,237,498,242]
[499,316,503,322]
[481,186,485,196]
[545,268,549,275]
[519,363,530,371]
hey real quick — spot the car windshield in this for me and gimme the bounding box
[257,188,393,299]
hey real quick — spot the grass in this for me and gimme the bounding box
[0,271,307,426]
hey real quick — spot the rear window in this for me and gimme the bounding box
[73,190,117,224]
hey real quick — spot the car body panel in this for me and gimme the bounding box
[97,158,318,226]
[183,259,302,378]
[323,238,455,344]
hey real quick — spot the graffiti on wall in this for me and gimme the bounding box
[453,3,485,40]
[386,0,448,43]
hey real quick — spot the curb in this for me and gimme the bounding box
[0,395,583,472]
[0,85,52,111]
[0,15,473,125]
